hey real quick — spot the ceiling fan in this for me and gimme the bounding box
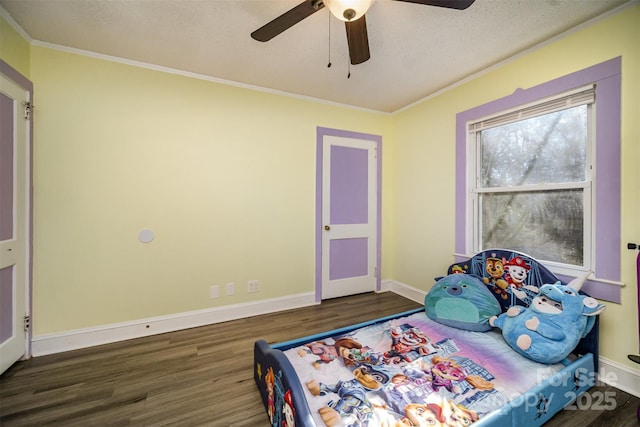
[251,0,476,65]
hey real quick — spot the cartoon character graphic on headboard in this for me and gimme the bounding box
[503,256,539,301]
[489,271,605,364]
[483,257,509,300]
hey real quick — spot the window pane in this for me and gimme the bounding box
[480,105,587,188]
[480,190,584,265]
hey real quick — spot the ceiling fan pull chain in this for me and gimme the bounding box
[348,61,351,79]
[327,12,332,68]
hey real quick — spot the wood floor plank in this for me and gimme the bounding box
[1,292,637,426]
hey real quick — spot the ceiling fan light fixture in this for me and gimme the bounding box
[324,0,374,22]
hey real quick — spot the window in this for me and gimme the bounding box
[468,86,594,272]
[455,57,621,303]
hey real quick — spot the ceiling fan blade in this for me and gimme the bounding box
[393,0,475,10]
[345,16,370,65]
[251,0,324,42]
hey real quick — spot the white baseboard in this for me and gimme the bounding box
[598,356,640,398]
[33,283,422,357]
[381,279,427,304]
[29,280,640,399]
[31,292,316,356]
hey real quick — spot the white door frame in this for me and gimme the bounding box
[0,59,33,369]
[315,127,382,302]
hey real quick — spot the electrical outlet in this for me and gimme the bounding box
[209,285,219,299]
[226,282,235,295]
[248,280,260,293]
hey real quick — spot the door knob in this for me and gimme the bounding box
[324,225,331,231]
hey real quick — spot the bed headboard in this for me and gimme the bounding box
[446,249,600,370]
[447,249,558,311]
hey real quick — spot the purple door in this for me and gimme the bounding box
[0,74,29,374]
[321,134,378,299]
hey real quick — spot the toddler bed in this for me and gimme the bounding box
[254,250,602,426]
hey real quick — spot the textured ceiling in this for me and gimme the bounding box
[0,0,633,112]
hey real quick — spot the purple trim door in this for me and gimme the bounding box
[0,61,32,373]
[1,92,15,346]
[316,128,382,301]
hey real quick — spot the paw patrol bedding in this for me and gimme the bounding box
[254,250,601,426]
[282,311,562,427]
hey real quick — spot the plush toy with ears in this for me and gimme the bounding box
[489,271,605,364]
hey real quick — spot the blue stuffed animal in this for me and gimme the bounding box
[425,274,501,332]
[489,272,605,364]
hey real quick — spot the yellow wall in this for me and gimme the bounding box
[28,47,391,333]
[391,5,639,369]
[1,5,638,371]
[0,15,30,77]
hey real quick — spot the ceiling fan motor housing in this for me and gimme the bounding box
[324,0,374,22]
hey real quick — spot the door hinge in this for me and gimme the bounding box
[23,102,33,120]
[23,315,31,332]
[374,267,378,278]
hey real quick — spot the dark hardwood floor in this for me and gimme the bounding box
[1,292,638,426]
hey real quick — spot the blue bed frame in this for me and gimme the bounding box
[254,250,600,426]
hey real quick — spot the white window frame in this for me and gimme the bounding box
[466,85,595,277]
[454,57,622,303]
